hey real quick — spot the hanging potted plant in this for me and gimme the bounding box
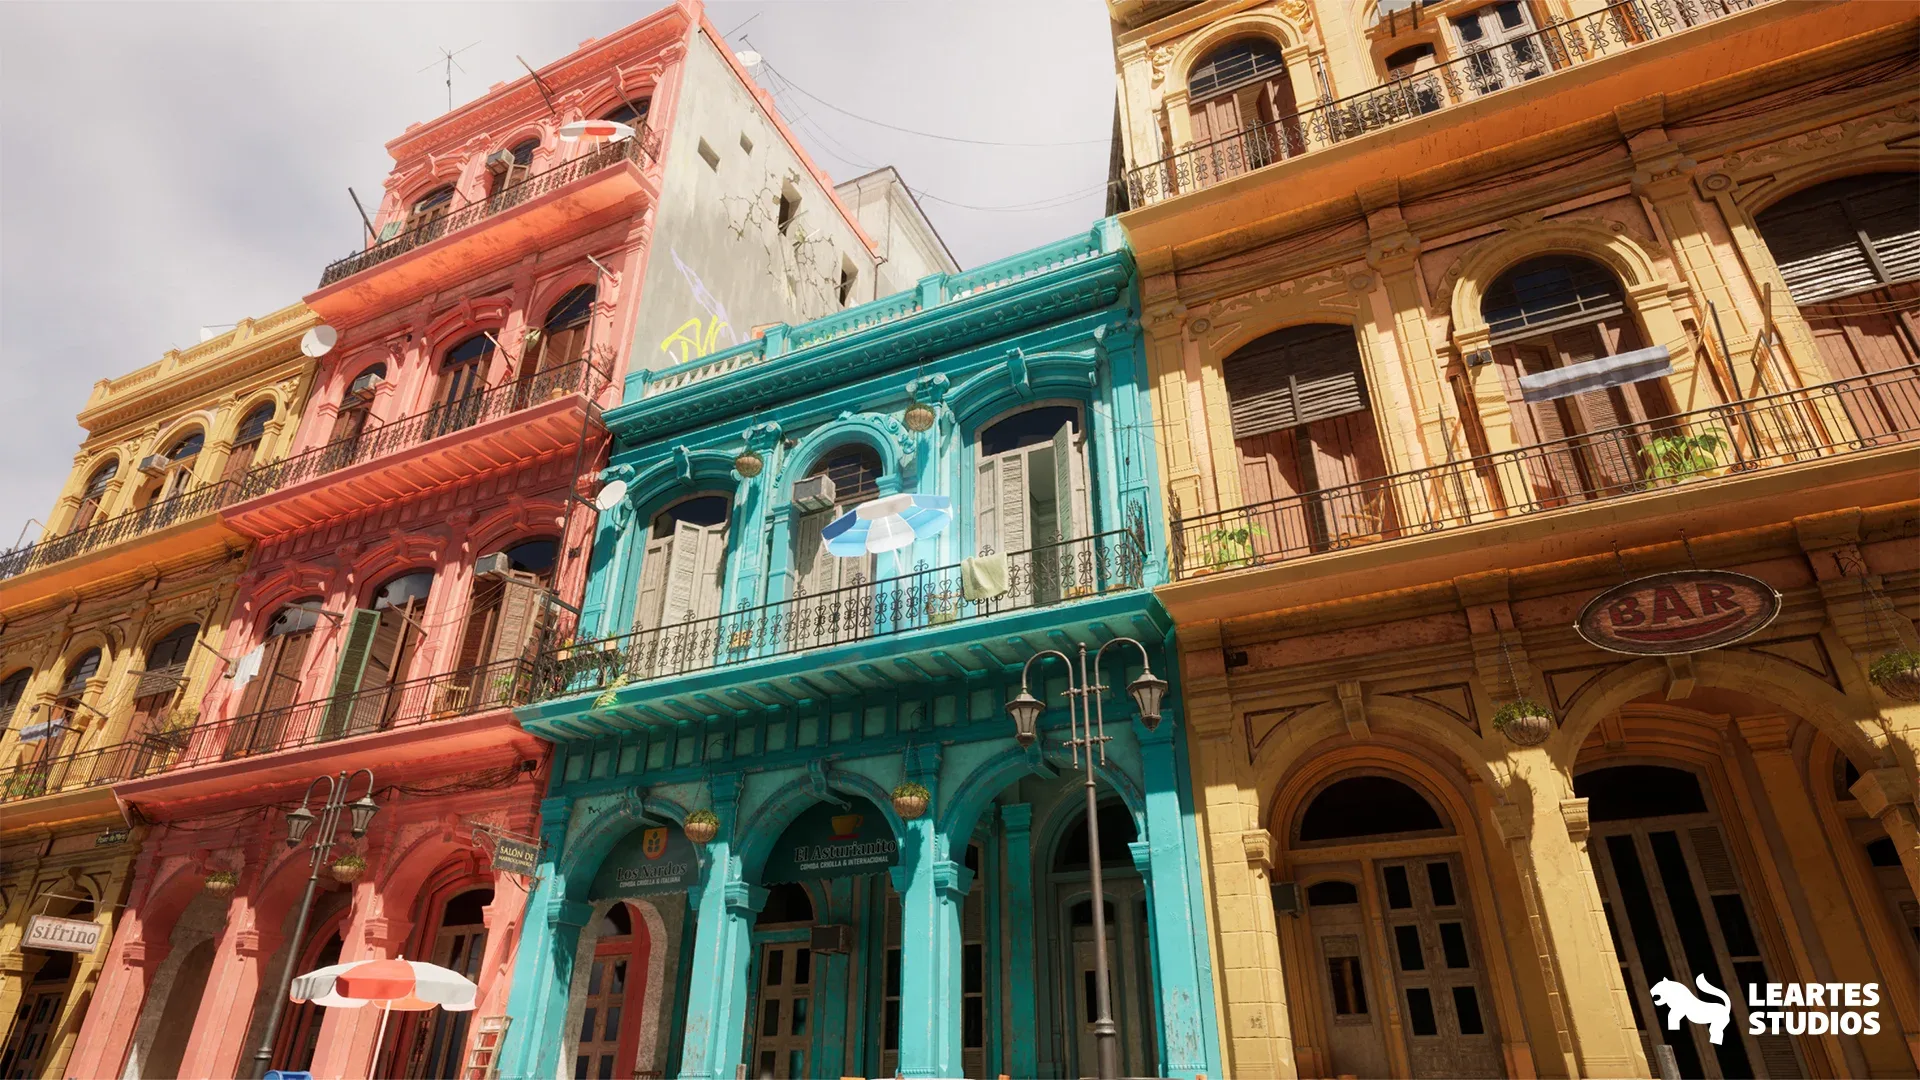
[329,851,368,883]
[902,399,936,433]
[733,448,764,479]
[1869,648,1920,702]
[891,781,931,821]
[683,808,720,845]
[1492,699,1556,747]
[203,870,238,896]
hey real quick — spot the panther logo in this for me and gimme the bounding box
[1650,974,1733,1045]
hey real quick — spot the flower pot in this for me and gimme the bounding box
[892,794,929,820]
[684,815,720,845]
[330,857,367,883]
[203,871,238,896]
[1869,650,1920,702]
[1493,703,1555,748]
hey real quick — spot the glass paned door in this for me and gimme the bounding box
[752,941,813,1079]
[575,952,629,1080]
[1376,855,1504,1078]
[0,988,67,1077]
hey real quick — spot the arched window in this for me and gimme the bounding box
[341,572,436,718]
[0,669,30,726]
[602,99,650,127]
[1755,173,1920,427]
[58,649,102,699]
[1298,775,1446,842]
[1222,325,1392,558]
[333,363,386,445]
[1053,801,1138,872]
[130,623,199,736]
[410,888,493,1078]
[235,598,326,727]
[70,460,119,533]
[223,401,276,482]
[457,538,560,674]
[433,335,495,434]
[976,405,1088,554]
[139,429,204,506]
[534,284,596,375]
[1186,38,1298,177]
[577,901,651,1080]
[406,185,456,233]
[757,882,816,925]
[35,648,104,753]
[791,445,883,610]
[1573,764,1709,821]
[635,496,730,636]
[1482,255,1673,499]
[489,138,540,193]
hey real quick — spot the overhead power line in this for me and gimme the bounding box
[763,61,1109,149]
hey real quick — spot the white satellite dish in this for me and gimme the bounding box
[594,479,629,512]
[735,50,762,68]
[300,325,339,358]
[559,119,634,143]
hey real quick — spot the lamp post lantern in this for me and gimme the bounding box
[1007,637,1165,1080]
[249,768,378,1079]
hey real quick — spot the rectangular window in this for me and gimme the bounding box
[1405,987,1439,1036]
[1439,921,1470,968]
[1327,956,1368,1015]
[778,191,801,233]
[1394,924,1425,971]
[1383,865,1413,909]
[1453,985,1486,1035]
[1426,861,1457,906]
[698,139,720,171]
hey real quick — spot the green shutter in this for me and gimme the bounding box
[322,609,380,736]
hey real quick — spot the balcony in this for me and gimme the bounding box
[1125,0,1772,209]
[109,656,546,809]
[308,131,659,323]
[519,528,1152,738]
[0,482,241,605]
[224,359,605,537]
[0,741,134,828]
[1170,367,1920,583]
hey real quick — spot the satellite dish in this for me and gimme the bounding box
[594,479,629,512]
[300,325,339,358]
[559,119,634,143]
[735,50,763,68]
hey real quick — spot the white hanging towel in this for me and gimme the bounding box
[228,644,265,689]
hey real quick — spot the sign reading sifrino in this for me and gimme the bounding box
[1576,570,1780,656]
[24,914,103,954]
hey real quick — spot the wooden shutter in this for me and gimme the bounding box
[262,634,310,714]
[1857,182,1920,285]
[997,454,1030,555]
[332,404,370,444]
[632,532,672,632]
[693,525,727,622]
[974,456,998,554]
[1225,326,1370,441]
[322,609,381,734]
[793,509,834,596]
[71,498,100,533]
[540,322,589,373]
[221,441,258,485]
[662,521,710,626]
[488,572,542,665]
[1760,198,1879,304]
[1051,423,1076,546]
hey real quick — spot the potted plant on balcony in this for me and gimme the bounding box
[1640,429,1729,486]
[683,808,720,845]
[592,673,631,711]
[3,774,46,799]
[891,781,931,821]
[203,870,238,896]
[1196,524,1266,572]
[1868,648,1920,702]
[329,851,368,883]
[1492,699,1556,747]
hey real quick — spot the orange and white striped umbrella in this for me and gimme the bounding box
[290,957,477,1012]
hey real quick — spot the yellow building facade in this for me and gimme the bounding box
[0,304,317,1079]
[1110,1,1919,1077]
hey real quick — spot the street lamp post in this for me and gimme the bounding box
[1006,638,1167,1080]
[249,768,379,1080]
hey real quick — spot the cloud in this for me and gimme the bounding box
[0,1,1115,547]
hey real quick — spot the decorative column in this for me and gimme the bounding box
[896,744,967,1079]
[1137,714,1218,1079]
[499,796,585,1080]
[39,861,134,1079]
[1491,756,1647,1079]
[1002,802,1041,1080]
[677,775,761,1080]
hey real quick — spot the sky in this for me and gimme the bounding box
[0,1,1117,551]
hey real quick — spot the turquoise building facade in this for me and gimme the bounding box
[501,220,1221,1080]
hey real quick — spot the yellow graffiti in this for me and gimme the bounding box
[659,317,732,365]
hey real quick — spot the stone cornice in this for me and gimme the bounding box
[77,308,318,438]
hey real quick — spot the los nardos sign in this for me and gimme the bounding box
[1577,570,1780,656]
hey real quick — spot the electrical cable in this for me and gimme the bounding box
[762,61,1109,149]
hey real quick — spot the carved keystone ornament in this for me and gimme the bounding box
[1576,570,1781,656]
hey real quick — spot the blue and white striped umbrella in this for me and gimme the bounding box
[822,494,953,556]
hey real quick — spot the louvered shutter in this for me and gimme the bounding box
[322,609,381,734]
[974,456,998,554]
[488,571,541,665]
[1224,326,1370,441]
[997,454,1030,555]
[70,498,100,534]
[633,533,672,633]
[221,441,258,485]
[694,525,728,622]
[661,521,712,626]
[1761,199,1879,304]
[794,509,834,596]
[262,633,310,713]
[1857,182,1920,285]
[1051,423,1076,547]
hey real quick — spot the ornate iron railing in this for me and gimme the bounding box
[1171,366,1920,578]
[105,656,538,782]
[319,129,659,287]
[532,527,1150,705]
[235,359,602,501]
[1125,0,1768,207]
[0,740,142,805]
[0,481,239,583]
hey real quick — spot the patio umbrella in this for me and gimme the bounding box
[822,494,953,556]
[289,956,477,1071]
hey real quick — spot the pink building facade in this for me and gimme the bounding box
[68,3,914,1076]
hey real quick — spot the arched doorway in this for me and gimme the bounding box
[274,924,346,1074]
[1286,773,1503,1079]
[1185,37,1299,182]
[397,887,493,1079]
[1046,801,1156,1080]
[570,901,653,1080]
[0,898,91,1080]
[790,445,882,648]
[142,937,217,1079]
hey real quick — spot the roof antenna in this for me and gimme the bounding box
[420,41,480,113]
[517,55,562,119]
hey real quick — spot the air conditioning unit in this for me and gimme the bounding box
[137,454,170,476]
[792,474,837,514]
[474,552,514,579]
[809,924,852,954]
[484,149,517,173]
[1271,880,1301,917]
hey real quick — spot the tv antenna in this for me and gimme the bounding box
[420,41,480,112]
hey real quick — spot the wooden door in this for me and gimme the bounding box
[751,941,814,1080]
[1306,886,1394,1079]
[1377,855,1505,1078]
[0,985,69,1078]
[410,919,488,1079]
[1453,2,1544,96]
[791,507,870,648]
[573,905,650,1080]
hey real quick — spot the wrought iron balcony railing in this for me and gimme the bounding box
[0,481,239,583]
[1125,0,1767,207]
[235,358,603,501]
[0,740,141,805]
[319,129,659,287]
[531,527,1149,705]
[103,656,538,784]
[1171,366,1920,579]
